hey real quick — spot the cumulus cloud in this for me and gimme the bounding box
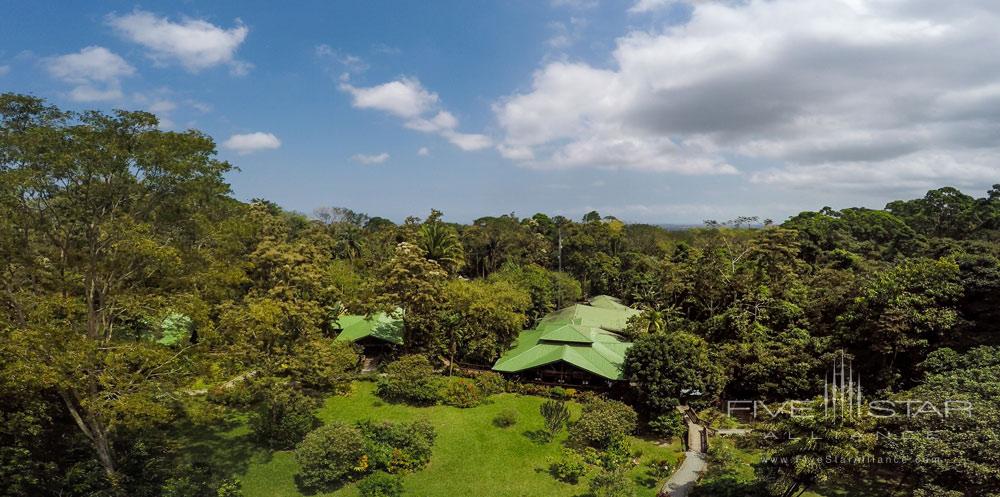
[223,132,281,154]
[342,78,492,151]
[108,10,249,73]
[45,46,134,102]
[341,78,438,118]
[495,0,1000,185]
[417,147,431,156]
[351,152,390,165]
[441,131,494,151]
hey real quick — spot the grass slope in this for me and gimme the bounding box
[187,381,684,497]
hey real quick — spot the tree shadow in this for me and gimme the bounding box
[174,413,271,480]
[293,473,352,496]
[523,429,552,445]
[634,471,660,489]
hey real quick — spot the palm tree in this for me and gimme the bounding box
[624,305,682,339]
[417,221,465,273]
[335,225,364,261]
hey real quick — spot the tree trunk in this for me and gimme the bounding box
[60,388,117,480]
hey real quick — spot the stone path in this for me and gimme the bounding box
[659,406,710,497]
[660,451,708,497]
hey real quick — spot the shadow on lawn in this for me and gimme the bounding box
[174,414,271,478]
[293,474,352,496]
[523,429,553,444]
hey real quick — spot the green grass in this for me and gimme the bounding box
[183,381,684,497]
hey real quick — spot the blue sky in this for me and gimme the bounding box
[3,1,1000,223]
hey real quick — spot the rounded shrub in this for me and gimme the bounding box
[442,377,483,408]
[549,449,587,484]
[569,397,637,449]
[358,419,436,473]
[589,469,636,497]
[648,411,685,439]
[473,371,508,396]
[294,423,367,490]
[357,471,403,497]
[376,355,441,405]
[493,409,519,428]
[249,381,319,449]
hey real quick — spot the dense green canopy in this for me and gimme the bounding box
[491,296,638,380]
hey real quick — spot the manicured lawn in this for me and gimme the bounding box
[184,381,685,497]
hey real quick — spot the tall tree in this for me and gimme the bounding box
[417,210,465,274]
[0,94,232,481]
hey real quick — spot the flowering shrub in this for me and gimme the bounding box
[442,378,484,408]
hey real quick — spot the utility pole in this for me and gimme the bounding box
[558,226,563,273]
[557,226,563,308]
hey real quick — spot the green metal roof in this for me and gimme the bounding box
[334,310,404,345]
[538,298,641,333]
[588,294,631,311]
[492,297,638,380]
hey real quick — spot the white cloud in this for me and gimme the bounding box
[417,147,431,156]
[223,132,281,154]
[628,0,673,14]
[351,152,390,165]
[341,78,438,118]
[316,44,368,81]
[148,99,177,113]
[342,78,492,151]
[0,65,9,77]
[497,144,535,161]
[108,10,249,73]
[45,46,134,102]
[750,149,1000,192]
[495,0,1000,184]
[547,17,588,49]
[551,0,598,9]
[442,131,493,151]
[405,110,458,133]
[189,100,212,113]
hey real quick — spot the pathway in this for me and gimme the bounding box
[659,451,708,497]
[659,406,710,497]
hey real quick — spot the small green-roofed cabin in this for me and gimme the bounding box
[492,296,639,387]
[333,310,404,356]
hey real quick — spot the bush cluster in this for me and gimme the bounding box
[357,472,403,497]
[375,355,441,405]
[569,397,637,449]
[472,371,508,396]
[287,338,359,393]
[648,411,685,439]
[294,419,437,491]
[358,419,436,473]
[376,357,511,408]
[590,469,637,497]
[549,449,588,484]
[249,380,319,449]
[295,422,367,490]
[441,377,484,407]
